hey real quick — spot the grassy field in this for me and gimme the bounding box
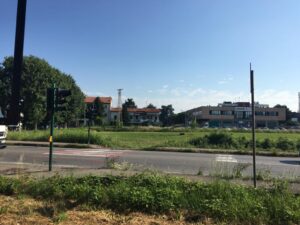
[7,128,300,153]
[0,173,299,225]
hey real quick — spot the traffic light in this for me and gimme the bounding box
[47,88,55,113]
[55,89,71,111]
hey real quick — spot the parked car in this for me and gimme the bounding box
[0,125,8,148]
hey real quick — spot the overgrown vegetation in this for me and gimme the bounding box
[190,131,300,152]
[7,128,300,154]
[0,173,299,225]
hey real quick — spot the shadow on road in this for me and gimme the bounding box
[280,160,300,165]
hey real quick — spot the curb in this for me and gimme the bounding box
[6,140,99,149]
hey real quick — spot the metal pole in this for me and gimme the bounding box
[250,64,257,188]
[7,0,27,125]
[49,85,55,171]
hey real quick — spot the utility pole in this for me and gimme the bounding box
[117,89,123,124]
[7,0,27,126]
[250,63,257,188]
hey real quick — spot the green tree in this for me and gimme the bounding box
[122,98,137,125]
[170,112,185,125]
[0,56,85,129]
[159,105,174,126]
[146,103,156,109]
[93,97,105,125]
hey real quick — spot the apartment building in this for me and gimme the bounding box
[187,101,286,128]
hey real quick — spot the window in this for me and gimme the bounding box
[235,111,243,119]
[245,111,252,118]
[255,111,264,116]
[210,110,221,115]
[221,111,233,115]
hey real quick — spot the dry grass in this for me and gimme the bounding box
[0,195,215,225]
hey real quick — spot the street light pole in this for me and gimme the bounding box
[250,63,257,188]
[7,0,27,126]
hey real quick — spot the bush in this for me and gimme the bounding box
[189,136,208,148]
[206,132,235,148]
[260,138,274,149]
[276,137,295,151]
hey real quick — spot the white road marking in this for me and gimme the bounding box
[43,149,128,157]
[216,154,238,163]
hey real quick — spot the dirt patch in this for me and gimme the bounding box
[0,195,214,225]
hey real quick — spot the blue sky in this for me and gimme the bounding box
[1,0,300,112]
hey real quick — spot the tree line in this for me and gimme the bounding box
[0,56,85,129]
[0,55,185,129]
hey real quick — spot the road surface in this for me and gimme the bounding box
[0,146,299,177]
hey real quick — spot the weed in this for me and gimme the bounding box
[257,168,272,181]
[54,211,68,223]
[196,170,203,176]
[232,163,251,178]
[0,174,299,224]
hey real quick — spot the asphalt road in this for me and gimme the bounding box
[0,146,299,177]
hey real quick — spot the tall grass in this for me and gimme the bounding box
[7,128,300,152]
[0,173,299,224]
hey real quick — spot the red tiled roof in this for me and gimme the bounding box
[127,108,161,113]
[110,107,122,112]
[84,96,112,104]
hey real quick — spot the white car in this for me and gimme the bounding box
[0,125,8,148]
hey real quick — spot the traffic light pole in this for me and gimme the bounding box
[47,85,71,171]
[48,84,55,172]
[49,107,54,171]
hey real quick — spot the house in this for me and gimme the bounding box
[84,96,161,125]
[84,96,112,124]
[110,107,122,123]
[127,108,161,125]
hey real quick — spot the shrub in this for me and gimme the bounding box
[296,139,300,152]
[276,137,295,151]
[235,136,250,149]
[205,132,235,148]
[260,138,274,149]
[189,136,208,148]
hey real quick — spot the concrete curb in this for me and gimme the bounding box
[6,140,101,149]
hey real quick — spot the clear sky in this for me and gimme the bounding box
[1,0,300,112]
